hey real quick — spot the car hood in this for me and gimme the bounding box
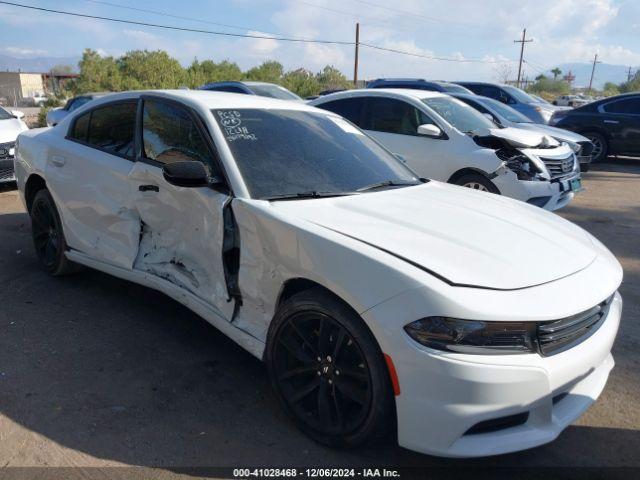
[0,118,27,143]
[514,123,590,144]
[272,182,597,290]
[481,126,560,149]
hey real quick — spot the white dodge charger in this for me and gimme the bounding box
[14,90,623,458]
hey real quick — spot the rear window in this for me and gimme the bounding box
[69,101,137,159]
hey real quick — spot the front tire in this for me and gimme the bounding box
[583,132,608,163]
[30,189,82,276]
[453,173,500,194]
[266,288,394,448]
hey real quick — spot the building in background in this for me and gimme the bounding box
[0,71,79,106]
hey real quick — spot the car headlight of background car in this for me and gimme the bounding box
[404,317,538,354]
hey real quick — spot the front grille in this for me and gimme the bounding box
[0,167,15,181]
[537,295,614,356]
[540,154,576,179]
[0,141,15,159]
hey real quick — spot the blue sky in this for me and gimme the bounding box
[0,0,638,83]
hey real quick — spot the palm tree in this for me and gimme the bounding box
[551,67,562,80]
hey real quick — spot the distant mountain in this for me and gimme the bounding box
[0,54,80,73]
[545,62,637,89]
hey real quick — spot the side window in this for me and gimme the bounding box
[85,102,137,158]
[364,97,434,135]
[142,99,218,175]
[317,97,365,127]
[69,111,90,141]
[603,98,640,114]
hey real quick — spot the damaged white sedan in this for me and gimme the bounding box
[15,91,623,458]
[310,89,583,211]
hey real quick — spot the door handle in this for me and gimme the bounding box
[603,120,620,124]
[50,155,66,167]
[139,184,159,192]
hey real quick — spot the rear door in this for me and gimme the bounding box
[128,96,235,321]
[599,96,640,155]
[44,99,140,268]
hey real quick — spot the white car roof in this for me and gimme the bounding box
[88,89,320,112]
[311,88,448,104]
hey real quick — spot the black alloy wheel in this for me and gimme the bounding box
[267,288,393,448]
[273,311,372,435]
[30,189,82,275]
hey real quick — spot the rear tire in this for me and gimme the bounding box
[583,132,608,163]
[30,189,82,276]
[453,173,500,194]
[266,287,394,448]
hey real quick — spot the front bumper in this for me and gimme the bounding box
[366,291,622,458]
[492,170,580,211]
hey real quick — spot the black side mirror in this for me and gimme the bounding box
[162,161,212,188]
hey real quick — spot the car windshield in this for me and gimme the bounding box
[476,97,533,123]
[502,85,538,104]
[0,107,13,120]
[212,109,420,200]
[247,84,302,101]
[422,96,494,134]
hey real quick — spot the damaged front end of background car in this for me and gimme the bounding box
[472,129,579,187]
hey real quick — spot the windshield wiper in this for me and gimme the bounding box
[265,191,356,201]
[356,179,423,192]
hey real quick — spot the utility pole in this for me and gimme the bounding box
[588,53,600,94]
[628,66,634,82]
[353,22,360,87]
[514,28,533,88]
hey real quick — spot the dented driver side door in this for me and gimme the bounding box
[128,96,236,321]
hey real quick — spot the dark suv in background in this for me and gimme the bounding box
[367,78,474,94]
[550,93,640,162]
[455,82,563,124]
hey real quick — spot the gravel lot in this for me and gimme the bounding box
[0,160,638,478]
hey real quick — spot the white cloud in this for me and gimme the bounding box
[3,47,48,57]
[245,31,279,56]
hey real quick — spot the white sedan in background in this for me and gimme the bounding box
[15,90,622,457]
[46,93,107,127]
[310,89,583,211]
[0,106,28,183]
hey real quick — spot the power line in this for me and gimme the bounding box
[0,1,515,65]
[81,0,293,39]
[360,43,514,64]
[348,0,489,28]
[0,1,353,44]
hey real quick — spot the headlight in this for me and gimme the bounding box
[404,316,537,354]
[496,150,543,181]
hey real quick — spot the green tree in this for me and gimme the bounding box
[315,65,351,91]
[620,71,640,93]
[602,82,621,97]
[117,50,185,90]
[551,67,562,80]
[76,48,122,93]
[245,61,284,83]
[527,77,570,95]
[282,68,321,97]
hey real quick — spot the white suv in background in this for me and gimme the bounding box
[310,89,582,211]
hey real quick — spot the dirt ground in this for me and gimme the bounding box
[0,160,638,479]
